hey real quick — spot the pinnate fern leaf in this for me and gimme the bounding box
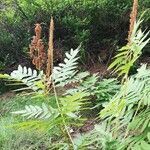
[61,92,88,118]
[100,64,150,121]
[108,19,150,78]
[52,46,80,86]
[10,65,44,93]
[11,103,59,119]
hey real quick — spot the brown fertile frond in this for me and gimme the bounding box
[29,23,47,70]
[35,23,42,40]
[128,0,138,43]
[46,17,54,78]
[36,39,47,70]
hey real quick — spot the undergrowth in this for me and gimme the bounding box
[0,1,150,149]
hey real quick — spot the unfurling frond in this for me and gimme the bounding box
[11,103,59,120]
[52,46,80,86]
[10,65,44,93]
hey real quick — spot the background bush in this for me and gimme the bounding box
[0,0,150,67]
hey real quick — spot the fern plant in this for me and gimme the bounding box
[108,19,150,79]
[66,75,120,109]
[100,64,150,123]
[0,65,45,94]
[73,122,122,150]
[11,65,44,92]
[98,17,150,149]
[4,45,94,149]
[12,92,87,120]
[0,46,81,93]
[11,91,88,149]
[65,73,99,95]
[124,109,150,150]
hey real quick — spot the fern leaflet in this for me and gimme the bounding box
[52,46,80,86]
[11,103,59,119]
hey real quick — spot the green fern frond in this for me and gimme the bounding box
[125,126,150,150]
[52,46,80,87]
[61,92,88,118]
[65,73,98,95]
[64,71,90,85]
[73,122,121,150]
[100,64,150,122]
[11,103,59,120]
[94,78,120,100]
[108,19,150,78]
[10,65,44,93]
[129,110,150,133]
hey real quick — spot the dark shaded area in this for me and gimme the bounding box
[0,0,149,70]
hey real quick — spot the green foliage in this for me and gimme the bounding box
[0,95,61,149]
[73,123,121,150]
[66,76,120,108]
[98,17,150,149]
[128,110,150,133]
[10,65,44,93]
[0,46,91,149]
[0,116,56,150]
[124,109,150,150]
[11,92,87,121]
[60,92,88,118]
[65,73,99,95]
[100,64,150,123]
[0,46,81,94]
[1,0,149,65]
[108,19,150,78]
[0,9,150,149]
[93,78,120,108]
[11,103,59,119]
[52,46,80,87]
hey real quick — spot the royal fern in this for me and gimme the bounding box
[60,92,88,118]
[108,19,150,78]
[100,64,150,123]
[0,46,81,94]
[65,73,98,95]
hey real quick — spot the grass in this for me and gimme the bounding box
[0,94,57,150]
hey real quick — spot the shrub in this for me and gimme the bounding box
[0,0,149,66]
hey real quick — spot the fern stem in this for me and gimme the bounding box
[124,97,143,138]
[132,99,142,121]
[52,82,75,149]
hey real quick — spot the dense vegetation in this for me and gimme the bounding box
[0,0,150,68]
[0,0,150,150]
